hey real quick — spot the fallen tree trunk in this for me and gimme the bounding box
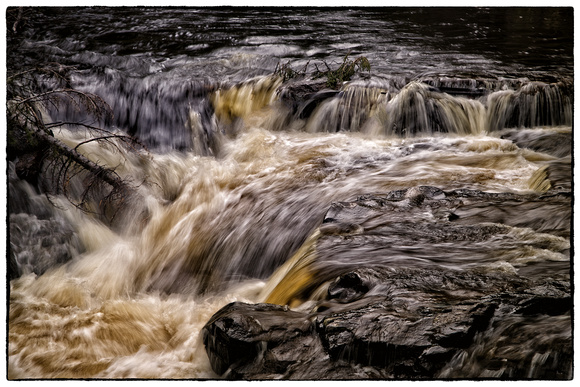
[33,127,133,195]
[7,65,144,223]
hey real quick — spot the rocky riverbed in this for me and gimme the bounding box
[203,183,572,379]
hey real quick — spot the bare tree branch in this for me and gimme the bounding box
[7,65,147,223]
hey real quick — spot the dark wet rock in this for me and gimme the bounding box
[266,186,570,306]
[15,151,45,186]
[203,186,571,379]
[9,212,81,277]
[275,79,384,133]
[295,89,341,119]
[515,282,572,316]
[446,190,572,237]
[276,79,332,118]
[304,186,571,292]
[319,221,364,236]
[7,161,85,279]
[7,119,50,187]
[203,271,571,379]
[202,302,307,377]
[327,271,371,303]
[7,122,45,162]
[202,301,373,379]
[314,297,497,378]
[500,128,572,158]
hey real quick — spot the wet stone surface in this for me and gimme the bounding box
[203,270,571,379]
[203,186,572,379]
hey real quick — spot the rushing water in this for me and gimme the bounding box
[6,7,573,379]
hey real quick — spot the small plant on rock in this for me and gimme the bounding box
[314,54,371,89]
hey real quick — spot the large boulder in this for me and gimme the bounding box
[203,270,571,379]
[202,302,368,379]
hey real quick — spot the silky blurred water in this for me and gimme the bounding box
[6,6,573,379]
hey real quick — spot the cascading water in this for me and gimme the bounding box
[6,6,573,379]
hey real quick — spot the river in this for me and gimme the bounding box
[6,6,573,379]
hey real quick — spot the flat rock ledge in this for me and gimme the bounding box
[203,186,572,379]
[203,268,571,379]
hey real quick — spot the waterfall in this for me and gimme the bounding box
[7,6,572,380]
[485,81,573,131]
